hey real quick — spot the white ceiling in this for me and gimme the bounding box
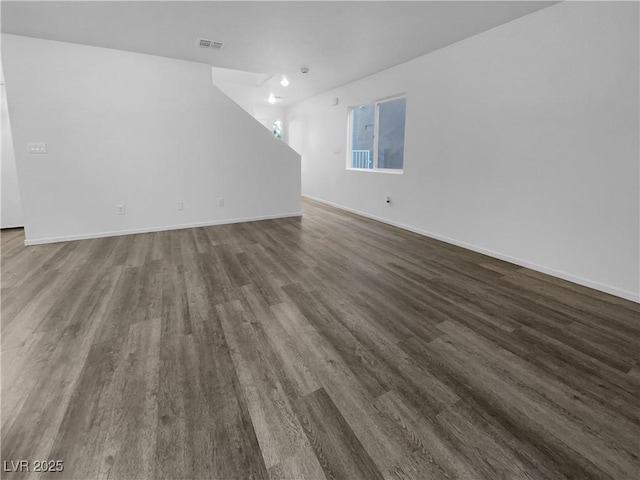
[1,1,557,106]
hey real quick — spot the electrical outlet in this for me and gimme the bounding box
[117,205,125,215]
[177,201,184,211]
[28,143,47,154]
[218,197,225,207]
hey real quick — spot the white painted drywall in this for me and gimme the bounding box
[2,34,301,244]
[1,82,23,229]
[255,105,284,135]
[285,1,639,302]
[211,66,259,117]
[209,67,286,134]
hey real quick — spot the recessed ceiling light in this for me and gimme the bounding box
[268,94,276,104]
[280,76,289,87]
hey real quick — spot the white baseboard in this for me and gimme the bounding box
[24,211,302,246]
[303,195,639,303]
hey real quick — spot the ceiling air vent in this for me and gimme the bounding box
[197,38,223,50]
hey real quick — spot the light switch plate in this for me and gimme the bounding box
[28,143,47,154]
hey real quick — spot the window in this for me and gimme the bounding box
[348,96,406,172]
[272,120,282,139]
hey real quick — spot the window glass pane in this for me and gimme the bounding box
[377,97,406,170]
[350,103,374,169]
[272,120,282,138]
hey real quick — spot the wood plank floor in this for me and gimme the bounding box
[2,198,639,480]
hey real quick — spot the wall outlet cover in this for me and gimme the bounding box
[28,143,47,154]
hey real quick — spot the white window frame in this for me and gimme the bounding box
[346,94,406,174]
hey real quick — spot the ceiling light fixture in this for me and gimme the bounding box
[268,94,277,104]
[280,76,289,87]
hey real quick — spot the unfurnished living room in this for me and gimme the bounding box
[1,1,639,479]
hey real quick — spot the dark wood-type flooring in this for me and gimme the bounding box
[2,199,639,480]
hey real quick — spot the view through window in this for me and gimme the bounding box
[349,96,406,171]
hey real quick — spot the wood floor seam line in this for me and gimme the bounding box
[2,198,638,480]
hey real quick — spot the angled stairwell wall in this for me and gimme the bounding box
[2,34,301,245]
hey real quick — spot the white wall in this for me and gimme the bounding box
[285,2,639,302]
[2,34,301,244]
[211,66,258,117]
[210,67,286,136]
[1,81,23,228]
[255,105,284,135]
